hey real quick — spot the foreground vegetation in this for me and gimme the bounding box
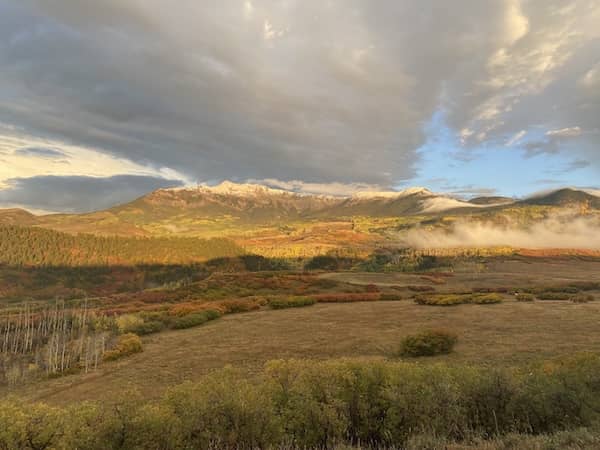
[3,355,600,449]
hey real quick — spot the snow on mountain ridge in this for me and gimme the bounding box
[163,181,434,200]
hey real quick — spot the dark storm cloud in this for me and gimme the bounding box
[0,0,598,194]
[0,175,183,213]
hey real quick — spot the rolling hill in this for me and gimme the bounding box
[520,188,600,209]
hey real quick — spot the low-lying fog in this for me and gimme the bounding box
[402,213,600,249]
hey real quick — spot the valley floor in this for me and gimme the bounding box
[7,297,600,405]
[321,257,600,291]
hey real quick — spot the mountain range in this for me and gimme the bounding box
[1,182,599,238]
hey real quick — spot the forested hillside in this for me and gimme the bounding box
[0,225,244,266]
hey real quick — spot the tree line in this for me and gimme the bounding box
[0,225,244,266]
[0,300,110,385]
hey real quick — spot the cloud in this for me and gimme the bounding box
[581,62,600,87]
[402,213,600,249]
[0,175,183,213]
[252,179,386,196]
[0,0,598,208]
[546,126,582,138]
[506,130,526,146]
[0,132,192,189]
[14,147,66,158]
[565,159,590,171]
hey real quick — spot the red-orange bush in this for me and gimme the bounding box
[365,284,380,293]
[168,302,208,316]
[217,298,265,313]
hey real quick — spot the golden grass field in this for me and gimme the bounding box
[9,296,600,405]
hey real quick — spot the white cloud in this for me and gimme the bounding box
[546,126,582,138]
[243,1,254,19]
[503,0,529,44]
[251,178,386,196]
[581,63,600,87]
[506,130,526,146]
[263,19,285,41]
[0,132,192,189]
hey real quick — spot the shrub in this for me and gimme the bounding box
[0,401,65,450]
[414,293,503,306]
[165,369,281,449]
[537,292,572,301]
[128,320,165,335]
[471,293,503,304]
[170,310,222,330]
[473,286,509,293]
[415,294,465,306]
[268,296,316,309]
[570,282,600,291]
[380,293,404,301]
[407,285,436,292]
[218,298,264,314]
[4,355,600,449]
[168,303,206,316]
[515,293,535,302]
[304,255,340,271]
[312,293,381,303]
[572,294,595,303]
[115,314,145,334]
[399,329,458,357]
[103,333,143,361]
[365,284,380,293]
[311,278,340,289]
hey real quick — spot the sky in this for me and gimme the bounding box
[0,0,599,212]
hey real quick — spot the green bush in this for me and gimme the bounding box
[170,310,221,330]
[414,294,466,306]
[115,314,145,334]
[471,293,503,304]
[537,292,572,300]
[304,255,340,271]
[268,296,316,309]
[399,329,458,357]
[127,320,165,335]
[4,355,600,449]
[515,293,535,302]
[103,333,143,361]
[165,369,280,449]
[415,293,503,306]
[380,293,404,301]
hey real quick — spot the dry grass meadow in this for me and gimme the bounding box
[10,295,600,405]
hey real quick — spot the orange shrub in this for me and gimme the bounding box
[217,298,265,313]
[168,302,208,316]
